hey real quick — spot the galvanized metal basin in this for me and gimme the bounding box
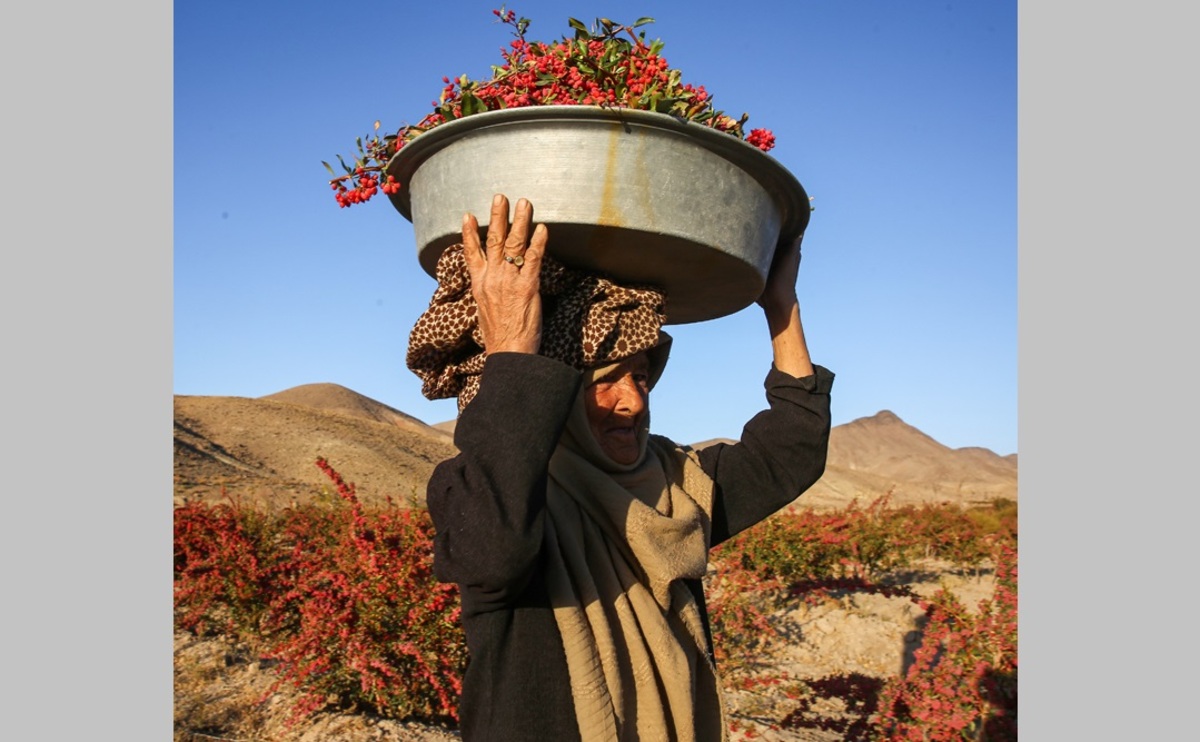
[385,106,810,324]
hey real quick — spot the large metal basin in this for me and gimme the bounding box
[385,106,810,324]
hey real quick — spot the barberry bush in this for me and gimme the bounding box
[175,472,1015,739]
[871,543,1018,741]
[174,459,465,726]
[707,498,1017,741]
[174,494,276,637]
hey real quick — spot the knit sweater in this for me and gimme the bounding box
[426,352,835,741]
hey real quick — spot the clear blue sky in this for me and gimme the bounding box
[174,0,1017,455]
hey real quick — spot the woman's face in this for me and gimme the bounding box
[584,352,651,465]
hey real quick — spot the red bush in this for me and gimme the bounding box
[871,543,1017,741]
[176,475,1015,737]
[259,460,466,724]
[174,493,272,636]
[173,460,466,726]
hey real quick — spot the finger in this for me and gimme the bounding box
[520,223,548,276]
[486,193,510,265]
[505,198,532,254]
[462,212,484,273]
[523,223,547,267]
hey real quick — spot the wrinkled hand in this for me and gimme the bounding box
[462,194,547,355]
[756,233,803,321]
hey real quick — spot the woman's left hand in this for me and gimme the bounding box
[756,233,803,322]
[756,233,814,379]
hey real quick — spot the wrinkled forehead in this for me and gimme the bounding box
[618,351,651,375]
[585,351,650,386]
[581,331,672,390]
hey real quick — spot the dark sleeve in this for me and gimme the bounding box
[699,364,835,546]
[425,352,581,614]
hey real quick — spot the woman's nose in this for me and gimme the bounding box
[614,376,648,415]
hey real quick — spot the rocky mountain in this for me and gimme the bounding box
[174,386,1016,511]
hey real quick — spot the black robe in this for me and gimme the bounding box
[427,352,834,741]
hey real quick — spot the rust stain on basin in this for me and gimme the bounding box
[598,123,625,228]
[632,128,656,229]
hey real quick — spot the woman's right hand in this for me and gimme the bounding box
[462,193,547,355]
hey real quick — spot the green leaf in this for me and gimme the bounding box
[460,91,485,116]
[632,17,655,28]
[322,160,336,177]
[567,17,588,33]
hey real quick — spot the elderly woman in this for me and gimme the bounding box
[419,194,834,742]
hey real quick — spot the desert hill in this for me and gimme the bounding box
[174,386,1016,511]
[262,383,450,440]
[174,384,456,508]
[795,410,1017,509]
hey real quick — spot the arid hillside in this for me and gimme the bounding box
[174,384,1016,511]
[174,383,456,509]
[797,410,1017,509]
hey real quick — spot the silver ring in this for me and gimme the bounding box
[504,254,525,267]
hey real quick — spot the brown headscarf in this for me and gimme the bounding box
[406,243,666,412]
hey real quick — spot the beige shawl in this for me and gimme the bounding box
[544,360,729,742]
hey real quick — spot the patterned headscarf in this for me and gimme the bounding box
[406,243,667,413]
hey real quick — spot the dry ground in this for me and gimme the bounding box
[175,560,994,742]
